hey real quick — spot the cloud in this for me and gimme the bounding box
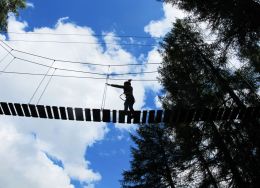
[0,121,73,188]
[144,3,186,37]
[0,13,163,187]
[26,2,35,8]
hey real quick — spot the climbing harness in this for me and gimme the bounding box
[119,93,126,101]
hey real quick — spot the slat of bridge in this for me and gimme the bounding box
[0,102,258,124]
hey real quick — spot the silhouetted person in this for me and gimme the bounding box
[107,79,135,116]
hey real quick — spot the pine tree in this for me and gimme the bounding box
[158,19,260,187]
[121,124,177,188]
[122,19,259,187]
[162,0,260,47]
[0,0,26,31]
[162,0,260,73]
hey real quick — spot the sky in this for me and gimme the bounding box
[0,1,185,188]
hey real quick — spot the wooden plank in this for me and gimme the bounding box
[112,110,117,123]
[46,106,53,119]
[22,104,31,117]
[163,110,171,123]
[75,108,84,121]
[52,106,60,119]
[102,109,110,122]
[133,111,141,124]
[37,105,47,118]
[119,110,125,123]
[14,103,24,116]
[148,110,155,123]
[0,105,3,115]
[67,107,74,120]
[85,109,91,121]
[142,110,147,124]
[155,110,163,123]
[8,103,17,116]
[127,112,132,124]
[29,104,38,118]
[59,107,67,120]
[93,109,101,122]
[1,102,11,115]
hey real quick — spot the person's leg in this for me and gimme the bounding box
[124,101,128,112]
[129,98,135,117]
[129,103,134,113]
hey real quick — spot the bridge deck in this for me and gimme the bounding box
[0,102,259,124]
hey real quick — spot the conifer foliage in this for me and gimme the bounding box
[0,0,26,31]
[122,18,259,188]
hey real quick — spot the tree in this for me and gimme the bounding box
[121,124,177,188]
[161,0,260,72]
[122,19,259,187]
[158,19,260,187]
[0,0,26,31]
[162,0,260,46]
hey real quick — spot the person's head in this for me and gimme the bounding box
[124,79,132,86]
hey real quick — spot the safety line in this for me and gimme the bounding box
[7,39,158,47]
[0,40,161,67]
[15,56,158,76]
[0,70,158,81]
[0,57,16,75]
[0,31,161,39]
[0,43,159,76]
[0,50,13,64]
[29,60,56,104]
[101,66,110,110]
[36,68,57,104]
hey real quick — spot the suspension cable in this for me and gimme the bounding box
[29,60,56,103]
[0,57,16,75]
[101,66,110,110]
[0,40,160,67]
[0,49,13,64]
[15,56,158,76]
[0,30,161,39]
[0,70,158,81]
[36,68,57,104]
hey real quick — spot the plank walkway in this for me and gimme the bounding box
[0,102,259,124]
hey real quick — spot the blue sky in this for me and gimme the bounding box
[0,1,184,188]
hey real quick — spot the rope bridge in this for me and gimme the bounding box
[0,102,259,124]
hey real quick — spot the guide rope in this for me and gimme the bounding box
[101,65,110,110]
[29,60,55,103]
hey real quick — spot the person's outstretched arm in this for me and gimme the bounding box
[107,83,124,89]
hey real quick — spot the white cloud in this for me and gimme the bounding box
[26,2,35,8]
[0,13,163,187]
[155,96,162,108]
[144,3,186,37]
[0,121,73,188]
